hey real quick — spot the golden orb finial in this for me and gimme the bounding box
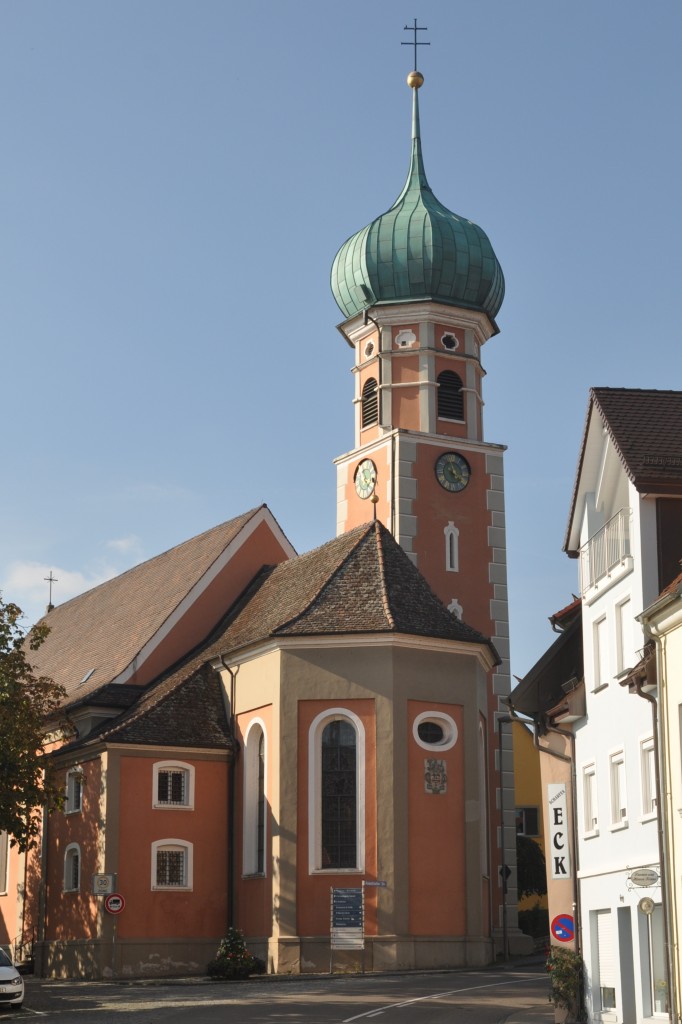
[407,70,424,89]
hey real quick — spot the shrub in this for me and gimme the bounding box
[546,945,585,1019]
[206,927,265,980]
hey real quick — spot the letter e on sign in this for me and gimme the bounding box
[547,784,571,880]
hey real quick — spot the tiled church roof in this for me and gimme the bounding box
[69,520,495,753]
[30,507,267,702]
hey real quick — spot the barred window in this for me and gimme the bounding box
[66,769,83,813]
[152,840,193,890]
[321,721,357,869]
[64,844,80,892]
[152,761,194,809]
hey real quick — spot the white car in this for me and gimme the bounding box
[0,948,23,1010]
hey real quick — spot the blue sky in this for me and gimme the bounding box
[2,1,680,677]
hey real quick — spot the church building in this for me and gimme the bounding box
[0,61,526,979]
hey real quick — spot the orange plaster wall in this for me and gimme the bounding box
[44,758,102,941]
[234,706,273,939]
[133,520,292,686]
[0,846,26,947]
[341,445,392,533]
[116,755,228,939]
[411,447,493,636]
[407,701,466,935]
[391,357,421,432]
[295,699,377,937]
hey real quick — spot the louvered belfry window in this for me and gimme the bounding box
[361,377,378,427]
[437,371,464,420]
[321,720,357,868]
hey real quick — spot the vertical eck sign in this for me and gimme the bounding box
[547,783,571,880]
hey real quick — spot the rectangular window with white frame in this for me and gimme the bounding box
[583,762,598,836]
[151,840,193,890]
[615,597,632,675]
[609,750,628,828]
[640,736,657,819]
[593,615,609,690]
[66,768,83,814]
[152,761,195,809]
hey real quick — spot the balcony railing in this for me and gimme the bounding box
[580,508,632,595]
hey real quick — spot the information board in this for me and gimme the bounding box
[330,887,364,950]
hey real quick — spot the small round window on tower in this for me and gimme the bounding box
[417,721,444,745]
[441,333,458,351]
[364,341,375,359]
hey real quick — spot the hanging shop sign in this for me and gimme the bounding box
[547,783,572,880]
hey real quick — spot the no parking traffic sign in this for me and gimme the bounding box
[550,914,574,943]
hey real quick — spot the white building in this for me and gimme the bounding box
[563,387,682,1024]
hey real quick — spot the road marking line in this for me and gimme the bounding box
[342,974,541,1022]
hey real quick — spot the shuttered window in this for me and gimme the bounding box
[437,371,464,421]
[597,910,617,1009]
[361,378,378,427]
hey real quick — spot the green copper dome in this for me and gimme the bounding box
[331,80,504,322]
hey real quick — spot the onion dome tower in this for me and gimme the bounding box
[331,70,504,326]
[331,51,522,959]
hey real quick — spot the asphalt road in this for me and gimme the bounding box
[7,963,552,1023]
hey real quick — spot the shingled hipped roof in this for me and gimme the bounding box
[565,388,682,552]
[30,507,275,703]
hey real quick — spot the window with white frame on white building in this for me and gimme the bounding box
[640,737,657,818]
[609,750,628,827]
[595,909,617,1011]
[593,615,609,690]
[615,597,632,675]
[583,763,598,835]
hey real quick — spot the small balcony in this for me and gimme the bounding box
[580,508,632,597]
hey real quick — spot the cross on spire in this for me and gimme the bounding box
[44,570,58,611]
[402,18,429,71]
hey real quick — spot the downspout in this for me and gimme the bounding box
[220,658,239,930]
[36,803,49,973]
[631,670,677,1023]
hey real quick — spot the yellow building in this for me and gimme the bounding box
[512,722,547,912]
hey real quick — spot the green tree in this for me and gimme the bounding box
[0,597,67,851]
[516,833,548,899]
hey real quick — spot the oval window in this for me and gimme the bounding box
[413,711,458,751]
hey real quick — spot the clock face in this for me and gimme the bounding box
[354,459,377,499]
[435,452,470,492]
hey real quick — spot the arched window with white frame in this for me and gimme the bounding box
[151,839,193,890]
[64,843,81,892]
[243,719,267,876]
[152,760,195,809]
[444,521,460,572]
[308,709,365,873]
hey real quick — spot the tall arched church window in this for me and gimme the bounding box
[243,720,267,876]
[361,378,378,428]
[437,371,464,421]
[308,709,365,873]
[64,843,80,892]
[444,521,459,572]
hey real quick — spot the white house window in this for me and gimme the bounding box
[583,763,598,835]
[152,840,193,890]
[444,522,459,573]
[308,708,365,874]
[413,711,458,751]
[609,750,628,827]
[64,843,80,892]
[640,737,657,818]
[243,720,267,877]
[595,909,617,1011]
[593,616,609,690]
[615,597,632,675]
[0,832,8,895]
[66,769,83,813]
[152,761,195,809]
